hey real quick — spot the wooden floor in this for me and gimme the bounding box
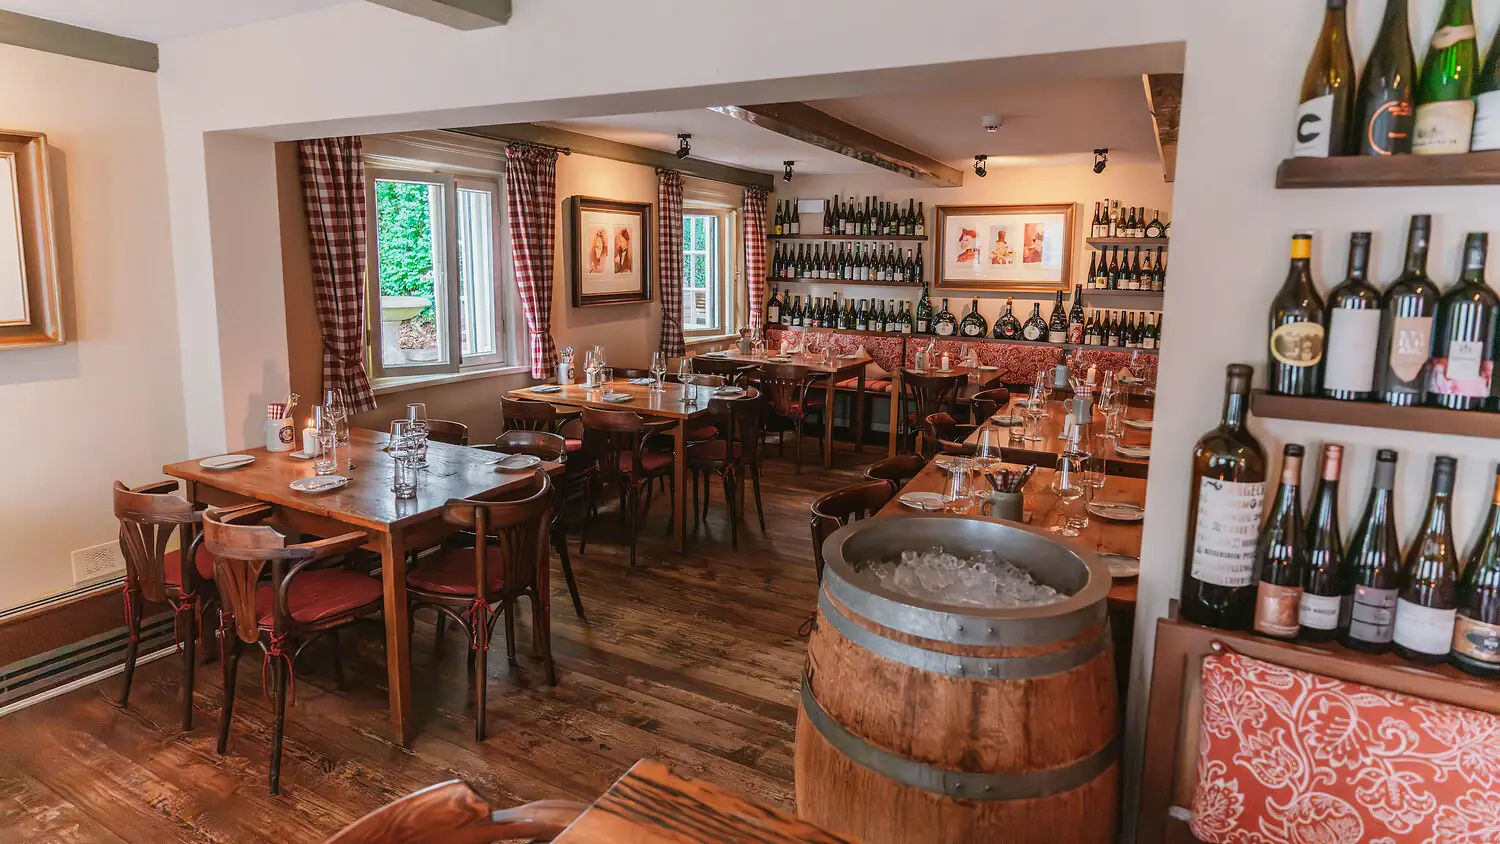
[0,441,878,843]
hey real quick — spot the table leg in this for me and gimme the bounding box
[379,531,414,747]
[854,370,866,453]
[674,421,687,553]
[823,378,836,469]
[887,371,902,459]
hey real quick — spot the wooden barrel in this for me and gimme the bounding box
[795,514,1119,844]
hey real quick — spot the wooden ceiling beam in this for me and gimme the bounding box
[709,103,964,187]
[1143,73,1182,184]
[364,0,511,29]
[0,10,156,72]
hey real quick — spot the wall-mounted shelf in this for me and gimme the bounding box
[1251,390,1500,439]
[767,277,924,289]
[766,324,1159,354]
[770,234,927,242]
[1087,237,1169,249]
[1275,151,1500,189]
[1081,289,1164,309]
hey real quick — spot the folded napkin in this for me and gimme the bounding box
[604,394,634,402]
[529,384,562,393]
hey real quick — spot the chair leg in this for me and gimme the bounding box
[664,475,676,535]
[794,422,804,474]
[180,605,196,731]
[504,604,517,667]
[434,612,448,646]
[751,462,766,532]
[328,630,344,690]
[532,591,557,686]
[691,471,700,526]
[579,476,594,553]
[627,486,640,567]
[118,588,141,708]
[268,655,288,795]
[723,471,739,549]
[474,604,489,743]
[701,472,711,523]
[554,526,586,621]
[216,630,240,755]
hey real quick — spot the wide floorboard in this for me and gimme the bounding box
[0,443,877,843]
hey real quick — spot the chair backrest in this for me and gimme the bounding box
[809,480,894,579]
[970,387,1012,422]
[580,407,654,480]
[671,372,726,388]
[113,480,203,603]
[324,779,588,844]
[756,363,820,417]
[203,505,368,642]
[425,419,469,446]
[903,370,968,422]
[693,358,761,387]
[614,368,653,379]
[863,454,928,491]
[494,430,566,462]
[441,471,553,601]
[704,387,763,458]
[501,396,558,432]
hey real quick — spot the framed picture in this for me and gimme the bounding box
[933,203,1076,293]
[0,129,62,349]
[569,196,653,307]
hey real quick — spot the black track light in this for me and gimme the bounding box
[676,134,691,160]
[783,160,795,182]
[973,154,988,178]
[1093,148,1109,174]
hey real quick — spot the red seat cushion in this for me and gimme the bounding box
[783,398,824,416]
[254,569,383,626]
[687,425,719,441]
[407,546,507,596]
[164,544,215,586]
[835,378,892,393]
[564,438,583,453]
[618,450,673,474]
[688,440,743,462]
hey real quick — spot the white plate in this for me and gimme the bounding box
[1118,376,1146,385]
[990,413,1024,427]
[200,454,255,470]
[1115,444,1152,459]
[529,384,563,393]
[290,475,348,493]
[899,492,945,511]
[767,356,792,363]
[714,386,746,396]
[494,454,542,471]
[1101,553,1141,578]
[603,393,634,403]
[1122,418,1154,431]
[287,450,316,460]
[1087,500,1145,521]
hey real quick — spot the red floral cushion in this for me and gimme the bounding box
[1072,348,1158,382]
[564,438,583,453]
[1190,649,1500,843]
[254,569,382,626]
[407,546,507,596]
[164,545,215,586]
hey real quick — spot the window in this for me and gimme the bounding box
[366,167,512,379]
[682,209,737,337]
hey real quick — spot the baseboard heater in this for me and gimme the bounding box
[0,610,176,714]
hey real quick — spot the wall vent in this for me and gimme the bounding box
[71,540,126,585]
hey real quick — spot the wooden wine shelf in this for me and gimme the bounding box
[1251,390,1500,439]
[767,277,925,289]
[1081,289,1164,308]
[769,233,927,242]
[1275,150,1500,189]
[767,324,1160,354]
[1086,237,1169,248]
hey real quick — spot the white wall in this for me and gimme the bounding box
[0,45,182,612]
[148,0,1500,832]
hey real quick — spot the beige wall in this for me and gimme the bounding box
[0,46,183,612]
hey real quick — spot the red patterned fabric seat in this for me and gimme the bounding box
[405,547,507,596]
[564,437,583,453]
[252,569,382,626]
[686,424,719,441]
[616,450,673,474]
[835,378,892,393]
[164,544,215,586]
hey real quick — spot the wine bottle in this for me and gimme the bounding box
[823,197,834,235]
[773,200,785,236]
[959,298,989,338]
[1374,215,1439,406]
[1413,0,1479,155]
[995,298,1021,340]
[915,284,933,334]
[1021,303,1047,341]
[1268,233,1327,396]
[766,286,781,325]
[1340,449,1402,653]
[932,298,956,337]
[1293,0,1355,157]
[914,202,925,237]
[1094,250,1110,289]
[1351,0,1416,155]
[1181,364,1268,631]
[1153,247,1167,292]
[1321,232,1380,401]
[1068,286,1086,344]
[1300,444,1344,641]
[1047,292,1068,343]
[1453,467,1500,677]
[1473,17,1500,151]
[1145,209,1166,239]
[1393,455,1460,664]
[787,197,800,235]
[1427,233,1494,410]
[1254,444,1306,641]
[1087,252,1099,291]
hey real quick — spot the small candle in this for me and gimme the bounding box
[940,352,950,371]
[1086,364,1098,386]
[302,425,318,456]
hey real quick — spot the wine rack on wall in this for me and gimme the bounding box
[1275,150,1500,189]
[1251,391,1500,440]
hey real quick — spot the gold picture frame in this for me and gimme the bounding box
[0,129,63,348]
[933,202,1076,294]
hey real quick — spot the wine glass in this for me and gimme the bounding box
[322,388,349,445]
[1096,379,1118,440]
[973,426,1002,469]
[1021,385,1046,443]
[649,352,667,392]
[677,358,697,405]
[405,403,429,467]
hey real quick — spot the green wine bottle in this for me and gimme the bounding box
[1350,0,1416,155]
[1413,0,1479,155]
[1471,16,1500,151]
[1294,0,1355,157]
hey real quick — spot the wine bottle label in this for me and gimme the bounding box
[1022,324,1042,341]
[917,319,929,333]
[1430,24,1477,50]
[1048,329,1067,343]
[1254,582,1303,638]
[1190,478,1265,587]
[1453,614,1500,664]
[1067,323,1084,344]
[1387,316,1434,382]
[963,324,983,337]
[936,322,954,337]
[1413,100,1477,155]
[1143,337,1156,350]
[767,305,780,322]
[1393,599,1457,655]
[1298,592,1341,631]
[1345,586,1399,644]
[1360,97,1414,155]
[1323,308,1381,392]
[1428,353,1492,398]
[1270,321,1325,367]
[1473,91,1500,152]
[1293,94,1336,158]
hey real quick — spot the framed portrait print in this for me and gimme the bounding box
[569,196,653,307]
[933,203,1076,294]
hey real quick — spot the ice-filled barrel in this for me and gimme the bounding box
[795,514,1118,844]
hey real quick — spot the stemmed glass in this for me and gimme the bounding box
[677,358,698,405]
[649,352,668,392]
[973,425,1002,470]
[1096,375,1118,440]
[1021,384,1046,443]
[405,403,429,467]
[322,388,349,445]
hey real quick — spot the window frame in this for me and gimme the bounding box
[680,206,739,340]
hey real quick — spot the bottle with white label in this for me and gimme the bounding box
[1321,233,1379,402]
[1300,444,1344,641]
[1293,0,1354,157]
[1181,365,1267,631]
[1427,233,1493,411]
[1393,455,1460,664]
[1472,19,1500,151]
[1373,215,1439,407]
[1453,467,1500,678]
[1413,0,1479,155]
[1253,445,1306,641]
[1340,449,1402,653]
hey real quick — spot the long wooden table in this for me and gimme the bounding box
[998,399,1153,471]
[510,380,718,553]
[699,347,872,468]
[164,428,560,747]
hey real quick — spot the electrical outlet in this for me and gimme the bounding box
[72,541,125,584]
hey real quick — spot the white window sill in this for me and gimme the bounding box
[685,333,740,349]
[373,364,530,396]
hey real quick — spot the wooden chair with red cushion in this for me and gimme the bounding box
[325,779,587,844]
[203,505,376,794]
[490,431,585,621]
[578,407,675,567]
[900,369,967,456]
[757,362,828,474]
[862,453,928,492]
[969,387,1012,424]
[687,387,765,548]
[809,480,893,582]
[501,396,583,456]
[691,356,760,388]
[112,479,216,731]
[405,470,557,742]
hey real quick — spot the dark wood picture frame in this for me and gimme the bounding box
[569,195,653,308]
[933,202,1076,294]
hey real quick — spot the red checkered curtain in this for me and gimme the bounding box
[505,144,560,378]
[657,170,685,356]
[298,137,376,413]
[743,186,769,329]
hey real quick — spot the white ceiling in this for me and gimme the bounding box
[0,0,352,42]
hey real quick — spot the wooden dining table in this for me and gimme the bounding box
[992,397,1154,472]
[163,427,561,748]
[509,379,722,554]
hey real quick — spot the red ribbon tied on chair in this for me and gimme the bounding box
[461,597,493,653]
[121,586,139,644]
[262,633,296,706]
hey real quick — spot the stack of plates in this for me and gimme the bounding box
[1123,418,1154,431]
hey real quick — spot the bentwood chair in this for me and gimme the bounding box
[969,387,1013,424]
[810,480,894,582]
[901,370,968,456]
[687,388,765,547]
[863,453,928,493]
[204,505,377,795]
[757,363,827,473]
[579,407,675,567]
[406,471,557,741]
[925,412,977,449]
[424,419,470,446]
[113,480,216,731]
[492,431,586,621]
[692,357,761,388]
[325,779,587,844]
[501,396,583,456]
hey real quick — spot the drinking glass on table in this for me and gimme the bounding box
[649,352,668,392]
[1051,446,1092,537]
[1095,379,1118,440]
[942,457,975,512]
[1020,385,1046,443]
[973,425,1002,469]
[389,420,418,499]
[405,403,429,467]
[599,367,614,395]
[313,405,340,476]
[322,388,349,445]
[677,358,698,405]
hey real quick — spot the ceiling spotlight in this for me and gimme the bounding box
[1093,148,1109,174]
[981,114,1002,133]
[783,160,795,182]
[973,154,988,178]
[676,134,691,160]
